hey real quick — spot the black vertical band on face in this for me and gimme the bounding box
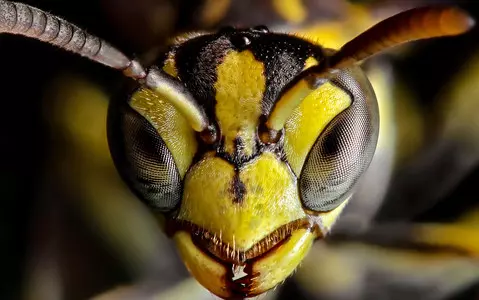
[247,33,325,114]
[170,29,325,122]
[174,34,230,118]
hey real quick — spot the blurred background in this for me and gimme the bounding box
[1,0,479,299]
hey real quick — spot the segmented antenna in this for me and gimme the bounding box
[0,1,210,131]
[329,5,475,69]
[0,1,146,78]
[266,5,475,132]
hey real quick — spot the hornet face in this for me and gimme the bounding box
[108,28,379,298]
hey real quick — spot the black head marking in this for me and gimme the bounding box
[173,34,230,117]
[247,34,325,114]
[231,173,247,204]
[170,29,325,143]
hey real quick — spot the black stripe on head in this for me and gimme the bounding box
[173,34,231,118]
[248,33,325,114]
[164,29,325,124]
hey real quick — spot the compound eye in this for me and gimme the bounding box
[299,70,379,212]
[108,101,181,212]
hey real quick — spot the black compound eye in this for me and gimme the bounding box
[299,70,379,212]
[107,100,181,212]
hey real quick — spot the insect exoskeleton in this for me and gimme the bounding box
[106,6,474,296]
[108,26,379,298]
[0,1,473,298]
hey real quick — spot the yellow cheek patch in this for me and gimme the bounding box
[130,88,198,178]
[284,83,351,175]
[179,152,305,251]
[251,229,315,294]
[265,57,320,132]
[215,50,265,156]
[272,0,307,24]
[173,232,230,299]
[173,224,316,298]
[316,197,350,233]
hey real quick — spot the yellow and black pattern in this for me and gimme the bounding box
[106,25,380,298]
[0,1,475,300]
[168,28,326,161]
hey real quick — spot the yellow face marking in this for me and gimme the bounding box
[266,57,325,131]
[215,50,265,157]
[130,88,198,178]
[251,229,314,293]
[284,80,352,175]
[173,232,230,299]
[178,152,305,251]
[316,198,350,232]
[267,79,313,131]
[174,228,316,298]
[272,0,307,24]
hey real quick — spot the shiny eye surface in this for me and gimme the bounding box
[107,99,182,212]
[299,68,379,212]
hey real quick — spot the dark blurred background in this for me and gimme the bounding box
[1,1,479,299]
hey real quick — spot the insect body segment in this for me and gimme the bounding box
[0,1,474,299]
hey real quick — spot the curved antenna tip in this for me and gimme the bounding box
[440,7,475,35]
[265,5,475,132]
